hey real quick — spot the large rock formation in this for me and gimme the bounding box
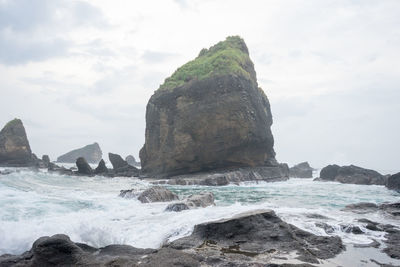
[318,164,386,185]
[386,172,400,191]
[0,118,33,166]
[140,36,277,177]
[57,143,102,164]
[289,162,314,178]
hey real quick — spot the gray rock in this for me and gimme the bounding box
[140,37,277,178]
[168,209,344,264]
[318,164,386,185]
[165,192,215,212]
[289,162,313,178]
[42,155,50,164]
[108,153,140,177]
[76,157,93,175]
[343,201,400,217]
[138,186,179,203]
[126,155,140,167]
[108,152,128,170]
[94,159,108,174]
[119,189,139,199]
[57,143,102,164]
[386,172,400,191]
[0,118,33,166]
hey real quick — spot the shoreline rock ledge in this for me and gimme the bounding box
[140,36,282,178]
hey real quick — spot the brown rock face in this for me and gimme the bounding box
[0,118,33,165]
[140,37,276,177]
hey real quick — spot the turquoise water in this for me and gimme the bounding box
[0,168,399,257]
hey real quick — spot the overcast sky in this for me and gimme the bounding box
[0,0,399,172]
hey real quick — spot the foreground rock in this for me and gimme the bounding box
[154,165,289,186]
[0,210,344,266]
[140,36,278,178]
[0,119,34,166]
[289,162,313,178]
[137,186,179,203]
[386,172,400,191]
[168,209,344,264]
[57,143,102,164]
[317,164,386,185]
[165,192,215,212]
[76,157,93,175]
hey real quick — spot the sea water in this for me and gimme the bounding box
[0,168,399,261]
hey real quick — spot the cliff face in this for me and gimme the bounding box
[140,36,276,177]
[0,119,33,165]
[57,143,102,164]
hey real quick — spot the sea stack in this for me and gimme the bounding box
[57,143,102,164]
[0,118,33,166]
[140,36,276,177]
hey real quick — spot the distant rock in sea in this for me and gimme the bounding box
[0,118,34,166]
[76,157,93,175]
[57,142,102,164]
[289,161,314,178]
[317,164,386,185]
[140,36,277,177]
[386,172,400,191]
[125,155,140,167]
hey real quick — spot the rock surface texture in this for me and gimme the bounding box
[165,192,215,212]
[57,143,102,164]
[386,172,400,191]
[318,164,386,185]
[0,119,33,166]
[140,36,277,177]
[289,162,313,178]
[137,186,179,203]
[0,210,345,266]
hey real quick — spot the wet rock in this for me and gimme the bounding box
[165,192,215,212]
[318,164,386,185]
[340,224,364,234]
[0,118,34,166]
[108,153,140,177]
[168,209,344,264]
[155,165,289,186]
[386,172,400,191]
[140,36,277,177]
[315,222,335,234]
[94,159,108,174]
[42,155,50,165]
[138,186,179,203]
[289,162,313,178]
[119,189,139,199]
[57,143,102,164]
[344,202,400,216]
[76,157,93,175]
[108,152,128,170]
[48,162,74,175]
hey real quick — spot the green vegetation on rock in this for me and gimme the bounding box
[3,118,21,129]
[159,36,255,90]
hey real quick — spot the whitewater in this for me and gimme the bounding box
[1,167,399,263]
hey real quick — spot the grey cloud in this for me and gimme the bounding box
[142,51,176,63]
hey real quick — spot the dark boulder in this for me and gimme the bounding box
[0,118,33,166]
[318,164,385,185]
[108,152,128,170]
[138,186,179,203]
[140,36,277,177]
[289,162,313,178]
[76,157,93,175]
[57,143,102,164]
[108,152,139,177]
[94,159,108,174]
[168,209,344,264]
[386,172,400,191]
[42,155,50,164]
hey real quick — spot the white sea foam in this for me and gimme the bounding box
[0,171,399,255]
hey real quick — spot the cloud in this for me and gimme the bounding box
[141,50,177,63]
[0,0,109,65]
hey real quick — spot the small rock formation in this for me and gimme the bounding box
[318,164,386,185]
[289,162,313,178]
[126,155,140,167]
[76,157,93,175]
[140,36,278,177]
[386,172,400,191]
[119,188,139,199]
[42,155,50,165]
[165,192,215,212]
[94,159,108,174]
[0,118,33,166]
[108,152,129,170]
[137,186,179,203]
[57,143,102,164]
[108,152,140,177]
